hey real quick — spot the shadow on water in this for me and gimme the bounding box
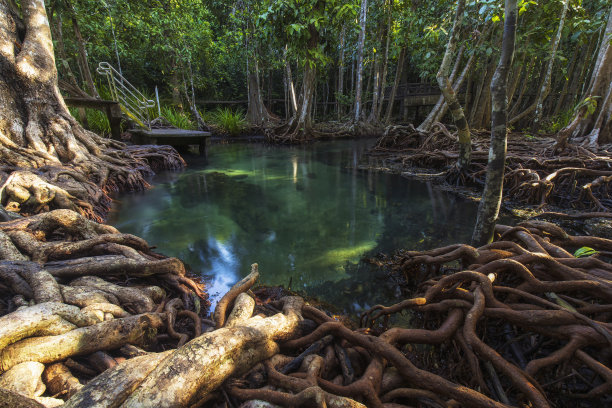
[109,139,478,313]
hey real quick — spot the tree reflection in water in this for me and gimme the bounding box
[109,140,477,312]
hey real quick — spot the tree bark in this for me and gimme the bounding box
[337,26,346,119]
[66,0,98,99]
[0,0,174,220]
[284,46,297,117]
[354,0,367,122]
[553,45,581,116]
[573,6,612,145]
[367,50,381,123]
[63,296,305,408]
[472,0,517,246]
[436,0,471,169]
[246,54,272,127]
[383,47,405,124]
[532,0,571,129]
[471,57,496,129]
[433,52,475,125]
[374,7,392,122]
[506,52,525,106]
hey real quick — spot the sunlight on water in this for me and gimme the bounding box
[109,139,478,313]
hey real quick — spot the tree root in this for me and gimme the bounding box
[372,124,612,211]
[2,212,611,408]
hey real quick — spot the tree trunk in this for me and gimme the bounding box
[66,0,98,99]
[573,6,612,145]
[553,45,581,116]
[0,0,175,220]
[246,54,272,127]
[506,53,524,108]
[284,48,297,118]
[532,0,571,129]
[436,0,471,169]
[471,57,496,129]
[337,26,345,119]
[50,14,88,127]
[472,0,517,246]
[508,58,535,118]
[354,0,367,122]
[170,68,181,107]
[383,47,405,124]
[433,51,475,125]
[367,51,381,123]
[375,8,392,122]
[419,47,465,132]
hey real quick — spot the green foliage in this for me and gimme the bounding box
[544,96,600,133]
[161,106,195,130]
[69,107,111,136]
[200,107,247,136]
[576,96,600,118]
[543,109,574,134]
[51,0,612,126]
[213,108,247,136]
[574,246,599,258]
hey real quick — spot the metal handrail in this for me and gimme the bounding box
[96,62,156,129]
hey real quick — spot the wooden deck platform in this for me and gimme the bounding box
[129,128,211,155]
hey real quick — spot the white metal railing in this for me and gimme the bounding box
[96,62,156,129]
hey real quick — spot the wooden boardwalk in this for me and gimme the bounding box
[129,128,211,155]
[64,98,122,140]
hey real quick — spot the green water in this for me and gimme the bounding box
[109,139,478,313]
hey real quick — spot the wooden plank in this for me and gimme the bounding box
[64,98,122,140]
[129,129,211,156]
[64,98,120,108]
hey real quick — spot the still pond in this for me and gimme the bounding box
[109,139,478,314]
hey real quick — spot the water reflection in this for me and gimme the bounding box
[109,140,478,312]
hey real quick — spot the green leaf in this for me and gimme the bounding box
[573,246,598,258]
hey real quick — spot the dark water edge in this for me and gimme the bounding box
[109,139,480,314]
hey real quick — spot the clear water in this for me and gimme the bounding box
[109,139,478,314]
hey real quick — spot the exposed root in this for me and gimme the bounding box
[371,123,612,211]
[1,211,610,408]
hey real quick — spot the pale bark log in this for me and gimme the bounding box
[63,351,172,408]
[0,302,94,351]
[69,275,154,314]
[121,297,304,407]
[285,46,297,117]
[0,361,45,397]
[0,313,163,372]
